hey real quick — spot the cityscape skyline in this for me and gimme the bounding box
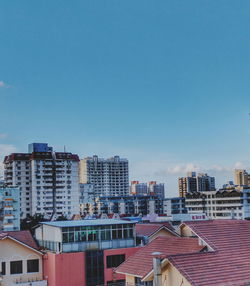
[1,140,249,197]
[1,1,250,196]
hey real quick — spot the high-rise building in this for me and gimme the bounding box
[178,172,215,197]
[234,169,250,186]
[148,181,165,198]
[130,181,148,196]
[0,183,20,231]
[4,143,80,219]
[80,155,129,197]
[197,173,215,192]
[130,181,165,198]
[178,172,197,197]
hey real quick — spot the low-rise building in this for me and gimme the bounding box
[135,222,178,245]
[185,186,250,219]
[94,195,163,216]
[0,230,46,286]
[163,197,187,216]
[116,235,203,286]
[117,220,250,286]
[0,185,20,231]
[35,219,139,286]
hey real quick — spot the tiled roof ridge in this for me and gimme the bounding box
[167,248,217,260]
[182,224,218,251]
[136,223,178,237]
[150,224,179,237]
[0,230,39,250]
[168,257,200,286]
[167,251,220,286]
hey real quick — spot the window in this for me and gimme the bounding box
[106,254,125,268]
[1,262,5,275]
[10,260,22,274]
[135,277,153,286]
[27,259,39,273]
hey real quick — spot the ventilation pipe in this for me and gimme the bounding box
[152,252,162,286]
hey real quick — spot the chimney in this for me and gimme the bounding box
[152,252,162,286]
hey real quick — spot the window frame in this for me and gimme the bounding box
[27,259,39,273]
[10,260,23,275]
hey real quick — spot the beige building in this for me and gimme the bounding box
[234,169,250,186]
[0,231,46,286]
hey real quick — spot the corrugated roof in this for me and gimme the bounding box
[169,220,250,286]
[116,236,203,278]
[41,219,135,228]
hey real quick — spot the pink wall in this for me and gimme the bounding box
[103,247,140,284]
[43,252,86,286]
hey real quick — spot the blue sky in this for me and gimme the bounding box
[1,1,250,195]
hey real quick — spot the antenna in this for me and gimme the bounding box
[64,145,66,152]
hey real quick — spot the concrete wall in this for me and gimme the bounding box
[149,229,176,243]
[103,247,140,285]
[43,252,86,286]
[125,275,135,285]
[0,238,43,286]
[162,262,192,286]
[180,225,195,237]
[36,225,62,243]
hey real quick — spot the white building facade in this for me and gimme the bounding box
[80,155,129,197]
[4,143,80,219]
[185,186,250,220]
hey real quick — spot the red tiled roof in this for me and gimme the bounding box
[0,230,39,250]
[136,222,176,237]
[169,220,250,286]
[116,236,203,278]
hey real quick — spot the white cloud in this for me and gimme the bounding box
[0,81,5,87]
[234,161,246,169]
[0,133,7,139]
[166,163,200,175]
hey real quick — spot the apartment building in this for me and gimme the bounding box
[130,181,148,196]
[163,197,187,216]
[130,181,165,198]
[234,169,250,186]
[178,172,197,197]
[185,185,250,219]
[0,185,20,231]
[85,195,164,216]
[4,143,80,219]
[35,219,139,286]
[148,181,165,198]
[80,155,129,197]
[197,173,215,192]
[178,172,215,197]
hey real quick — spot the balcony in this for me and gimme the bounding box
[4,206,13,211]
[14,280,47,286]
[4,214,14,219]
[3,222,14,229]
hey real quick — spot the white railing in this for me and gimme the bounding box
[14,280,47,286]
